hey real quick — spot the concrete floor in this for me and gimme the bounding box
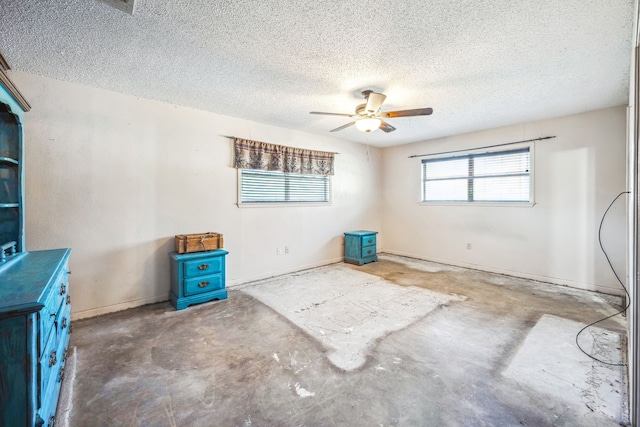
[62,255,628,426]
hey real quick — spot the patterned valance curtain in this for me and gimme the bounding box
[233,138,335,176]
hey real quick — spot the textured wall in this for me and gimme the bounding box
[14,71,382,318]
[381,106,628,295]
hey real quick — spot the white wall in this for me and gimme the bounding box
[381,106,628,295]
[12,71,382,319]
[11,70,628,319]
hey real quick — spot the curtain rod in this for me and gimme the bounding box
[225,136,340,154]
[407,136,556,159]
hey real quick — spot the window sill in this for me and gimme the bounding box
[236,202,332,208]
[418,201,535,207]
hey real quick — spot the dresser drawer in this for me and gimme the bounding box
[184,256,223,278]
[39,325,59,408]
[184,274,224,296]
[361,246,376,258]
[40,265,70,350]
[40,299,70,391]
[361,234,376,248]
[40,288,57,344]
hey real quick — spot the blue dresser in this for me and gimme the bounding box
[0,248,72,427]
[170,250,229,310]
[344,230,378,265]
[0,56,72,426]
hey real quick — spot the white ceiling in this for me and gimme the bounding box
[0,0,634,147]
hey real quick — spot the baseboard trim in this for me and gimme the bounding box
[227,257,344,289]
[72,257,345,319]
[72,294,168,320]
[381,250,625,296]
[72,252,620,320]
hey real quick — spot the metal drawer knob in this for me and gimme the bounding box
[61,317,68,329]
[367,239,372,243]
[198,281,210,288]
[367,249,372,254]
[49,350,57,367]
[60,283,66,295]
[66,294,71,305]
[59,367,65,383]
[197,263,210,271]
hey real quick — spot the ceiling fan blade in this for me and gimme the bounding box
[310,111,355,117]
[365,92,386,114]
[330,122,355,132]
[379,120,396,133]
[381,107,433,118]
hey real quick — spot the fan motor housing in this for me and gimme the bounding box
[355,103,368,116]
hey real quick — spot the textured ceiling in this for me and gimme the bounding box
[0,0,634,147]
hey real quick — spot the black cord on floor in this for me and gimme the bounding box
[575,191,630,366]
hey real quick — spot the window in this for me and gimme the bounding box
[421,146,532,203]
[233,138,334,206]
[239,169,331,204]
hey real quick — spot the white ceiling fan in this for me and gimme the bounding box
[310,90,433,133]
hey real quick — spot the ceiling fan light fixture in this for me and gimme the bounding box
[355,117,381,132]
[310,91,432,134]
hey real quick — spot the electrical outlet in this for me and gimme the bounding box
[276,247,282,255]
[285,246,289,254]
[466,243,472,250]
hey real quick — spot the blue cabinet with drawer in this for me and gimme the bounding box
[344,230,378,265]
[0,248,72,427]
[0,66,72,426]
[170,250,229,310]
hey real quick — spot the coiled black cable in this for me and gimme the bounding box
[575,191,630,366]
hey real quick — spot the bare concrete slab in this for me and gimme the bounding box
[64,255,628,426]
[503,314,626,421]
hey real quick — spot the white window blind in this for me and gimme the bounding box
[421,147,531,203]
[240,169,330,204]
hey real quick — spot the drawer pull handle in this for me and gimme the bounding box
[66,294,71,305]
[367,249,372,254]
[198,264,210,271]
[60,283,66,295]
[49,350,57,367]
[61,317,68,329]
[367,239,372,243]
[198,281,210,288]
[59,367,65,383]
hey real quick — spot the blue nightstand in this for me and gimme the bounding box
[170,250,229,310]
[344,230,378,265]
